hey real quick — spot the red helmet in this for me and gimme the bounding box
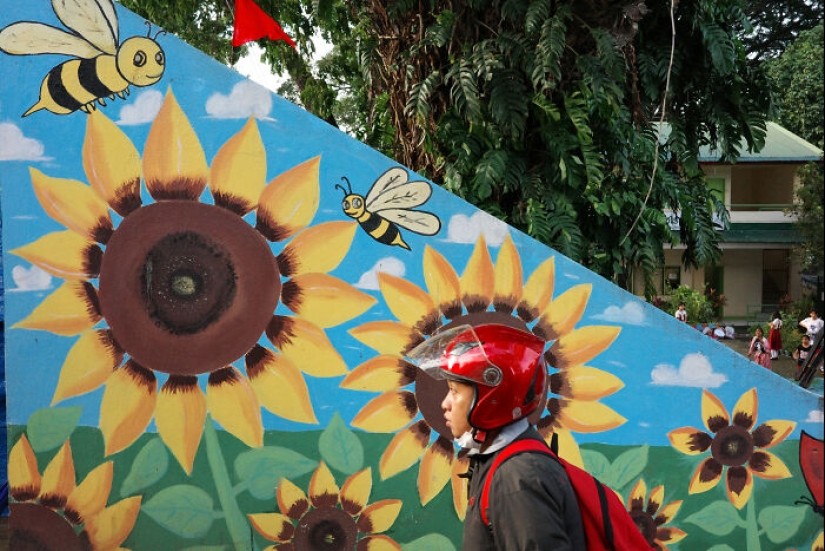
[408,323,547,431]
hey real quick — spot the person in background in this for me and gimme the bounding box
[793,334,812,379]
[748,326,772,370]
[674,302,687,322]
[799,310,824,339]
[768,311,783,360]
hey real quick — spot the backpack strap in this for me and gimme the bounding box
[479,439,553,527]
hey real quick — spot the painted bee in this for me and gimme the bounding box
[337,167,441,250]
[0,0,165,116]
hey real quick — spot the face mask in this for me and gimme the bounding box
[456,430,483,453]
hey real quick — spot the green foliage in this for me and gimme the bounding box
[669,285,715,324]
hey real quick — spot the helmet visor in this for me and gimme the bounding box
[406,324,503,386]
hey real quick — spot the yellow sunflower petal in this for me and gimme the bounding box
[39,440,75,508]
[667,427,712,455]
[267,316,347,377]
[492,234,523,312]
[688,457,723,494]
[340,467,373,516]
[356,499,402,534]
[553,398,626,433]
[648,485,664,512]
[12,280,101,336]
[65,461,113,524]
[357,535,402,551]
[535,284,592,341]
[156,375,206,475]
[277,221,358,278]
[256,156,321,242]
[83,109,142,216]
[701,389,730,432]
[452,453,470,520]
[309,461,339,509]
[418,436,453,506]
[248,512,295,542]
[11,230,101,280]
[53,329,123,404]
[9,434,41,502]
[210,117,266,215]
[752,420,796,448]
[750,450,792,480]
[99,361,158,456]
[379,421,430,480]
[207,367,263,448]
[628,479,647,510]
[423,245,462,318]
[246,345,317,424]
[656,500,682,525]
[351,391,418,433]
[276,477,309,520]
[378,272,436,330]
[460,236,494,312]
[551,366,623,401]
[518,256,555,322]
[548,326,620,369]
[83,496,142,550]
[143,90,208,201]
[30,168,113,243]
[813,531,824,551]
[658,526,687,543]
[341,355,416,392]
[731,388,758,430]
[283,273,377,328]
[726,466,753,509]
[348,321,421,356]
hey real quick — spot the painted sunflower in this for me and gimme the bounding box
[342,235,625,514]
[12,90,375,473]
[8,434,141,550]
[667,388,795,509]
[627,479,686,550]
[248,462,402,550]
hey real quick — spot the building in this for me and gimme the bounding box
[639,122,823,321]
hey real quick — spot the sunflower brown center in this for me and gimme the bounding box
[99,201,280,376]
[9,503,87,551]
[293,507,357,551]
[711,425,754,467]
[629,510,656,545]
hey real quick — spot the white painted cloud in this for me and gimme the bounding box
[206,80,273,119]
[446,211,509,246]
[10,265,52,292]
[593,301,647,326]
[805,409,824,423]
[354,257,406,290]
[650,353,727,387]
[117,90,163,125]
[0,122,49,161]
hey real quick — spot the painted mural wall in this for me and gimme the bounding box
[1,1,822,550]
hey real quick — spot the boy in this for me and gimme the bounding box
[674,302,687,322]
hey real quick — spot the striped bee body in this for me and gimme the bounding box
[27,55,128,116]
[357,211,410,250]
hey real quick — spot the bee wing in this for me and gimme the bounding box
[380,208,441,236]
[365,167,411,206]
[367,178,434,213]
[0,21,104,58]
[52,0,119,54]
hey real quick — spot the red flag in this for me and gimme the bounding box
[232,0,296,49]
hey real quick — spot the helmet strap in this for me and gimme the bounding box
[472,428,488,444]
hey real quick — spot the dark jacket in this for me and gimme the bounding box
[462,428,587,550]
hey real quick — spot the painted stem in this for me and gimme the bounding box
[204,415,254,551]
[745,493,761,551]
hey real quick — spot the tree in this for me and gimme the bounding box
[122,0,777,296]
[740,0,823,62]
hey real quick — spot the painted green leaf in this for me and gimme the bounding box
[758,505,807,543]
[235,446,317,500]
[706,545,736,551]
[608,444,648,490]
[26,406,82,452]
[581,450,611,483]
[181,547,227,551]
[683,500,743,536]
[401,533,457,551]
[142,485,215,538]
[319,412,364,475]
[120,437,169,497]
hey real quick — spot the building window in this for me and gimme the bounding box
[664,266,681,291]
[762,249,789,310]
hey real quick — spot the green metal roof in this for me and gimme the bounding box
[720,223,801,243]
[698,122,823,163]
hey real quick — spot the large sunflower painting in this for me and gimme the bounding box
[11,90,376,474]
[342,235,627,515]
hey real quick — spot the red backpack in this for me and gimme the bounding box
[480,438,649,550]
